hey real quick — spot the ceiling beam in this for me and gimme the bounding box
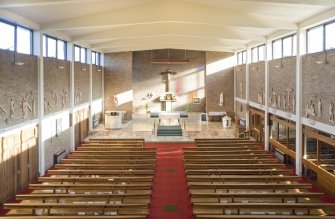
[41,0,297,31]
[0,8,40,29]
[234,0,335,6]
[0,0,103,8]
[102,43,236,53]
[91,35,247,50]
[73,23,265,42]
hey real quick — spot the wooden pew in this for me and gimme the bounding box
[4,203,148,216]
[195,215,335,219]
[0,216,148,219]
[184,147,265,152]
[66,154,156,160]
[185,163,284,169]
[70,151,156,155]
[184,150,270,155]
[185,169,292,175]
[184,154,273,159]
[193,202,335,215]
[16,193,151,204]
[187,175,301,183]
[38,176,153,183]
[53,163,155,170]
[60,158,156,164]
[191,192,324,203]
[77,147,156,151]
[47,169,154,176]
[184,158,279,164]
[195,138,251,143]
[188,182,312,192]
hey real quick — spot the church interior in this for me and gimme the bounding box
[1,0,335,218]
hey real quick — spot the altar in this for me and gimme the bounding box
[156,112,183,136]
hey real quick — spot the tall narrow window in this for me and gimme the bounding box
[57,40,66,60]
[80,47,86,63]
[242,50,247,64]
[92,51,96,65]
[258,45,265,61]
[307,26,323,53]
[47,37,57,58]
[283,36,293,57]
[16,26,32,54]
[74,46,80,62]
[0,22,15,50]
[251,47,258,63]
[0,20,32,54]
[272,39,282,59]
[325,22,335,50]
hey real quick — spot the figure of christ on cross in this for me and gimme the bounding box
[160,69,177,92]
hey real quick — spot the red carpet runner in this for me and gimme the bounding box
[146,143,195,219]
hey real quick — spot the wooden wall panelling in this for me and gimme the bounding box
[28,127,39,181]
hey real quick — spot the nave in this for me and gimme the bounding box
[0,138,335,219]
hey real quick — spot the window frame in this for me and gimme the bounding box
[307,20,335,54]
[75,45,88,64]
[92,51,101,66]
[251,44,265,63]
[0,19,33,55]
[272,34,296,59]
[43,34,67,60]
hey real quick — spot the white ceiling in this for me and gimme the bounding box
[1,0,335,53]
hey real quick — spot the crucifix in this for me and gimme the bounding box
[160,69,177,92]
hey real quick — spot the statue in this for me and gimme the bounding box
[272,88,277,107]
[22,91,32,119]
[62,89,69,108]
[329,102,334,123]
[283,94,286,110]
[240,82,243,98]
[10,98,14,118]
[317,98,322,117]
[257,91,262,104]
[277,94,281,108]
[292,96,295,112]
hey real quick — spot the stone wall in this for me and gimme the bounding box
[205,51,234,117]
[44,58,71,115]
[74,62,90,106]
[302,50,335,125]
[268,57,296,113]
[104,52,133,119]
[235,64,246,99]
[132,49,206,113]
[0,50,38,129]
[249,62,265,104]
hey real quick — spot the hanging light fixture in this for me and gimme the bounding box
[96,65,102,72]
[149,49,189,64]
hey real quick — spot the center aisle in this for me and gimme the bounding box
[146,143,195,219]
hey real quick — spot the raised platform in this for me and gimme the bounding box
[157,125,183,136]
[150,111,188,118]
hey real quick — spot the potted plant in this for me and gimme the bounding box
[144,103,150,113]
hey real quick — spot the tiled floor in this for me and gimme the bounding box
[90,113,236,142]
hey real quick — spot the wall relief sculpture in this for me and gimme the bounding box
[75,88,82,104]
[329,101,334,123]
[22,91,33,119]
[317,98,322,117]
[62,89,69,109]
[240,82,243,98]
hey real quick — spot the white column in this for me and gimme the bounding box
[245,48,250,131]
[34,31,45,175]
[68,43,75,152]
[295,29,304,176]
[264,41,270,151]
[88,49,93,131]
[101,53,105,116]
[233,52,237,114]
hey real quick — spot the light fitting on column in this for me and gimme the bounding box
[81,62,87,71]
[274,58,283,68]
[12,51,24,66]
[316,50,328,64]
[56,59,64,69]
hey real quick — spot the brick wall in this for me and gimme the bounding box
[302,50,335,125]
[44,58,71,115]
[74,62,90,106]
[235,64,246,99]
[249,62,265,104]
[104,52,133,119]
[205,51,234,117]
[0,50,38,129]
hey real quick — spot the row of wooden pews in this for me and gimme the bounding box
[1,138,154,219]
[184,138,335,219]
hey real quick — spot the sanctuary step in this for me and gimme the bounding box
[157,125,183,136]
